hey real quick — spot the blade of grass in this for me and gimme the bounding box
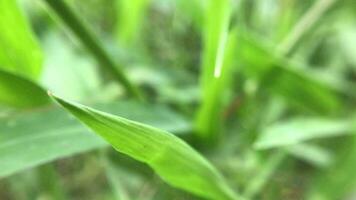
[175,0,205,31]
[254,117,353,150]
[200,0,232,95]
[50,94,241,200]
[288,143,333,168]
[101,151,130,200]
[116,0,149,46]
[236,30,343,113]
[195,0,233,142]
[243,150,287,199]
[196,29,238,143]
[277,0,336,55]
[0,100,189,178]
[0,0,43,81]
[41,0,142,99]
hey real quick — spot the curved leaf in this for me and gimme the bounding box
[51,95,240,200]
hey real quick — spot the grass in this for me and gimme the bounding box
[0,0,356,199]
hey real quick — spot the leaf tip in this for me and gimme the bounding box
[47,90,53,97]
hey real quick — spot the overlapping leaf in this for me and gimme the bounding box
[0,100,190,178]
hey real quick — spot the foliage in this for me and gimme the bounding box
[1,0,356,199]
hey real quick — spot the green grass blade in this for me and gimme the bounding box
[101,152,131,200]
[116,0,149,45]
[0,0,43,80]
[176,0,205,31]
[200,0,231,95]
[236,33,342,113]
[288,144,333,168]
[0,69,49,108]
[42,0,142,99]
[254,117,353,150]
[278,0,336,55]
[267,59,342,113]
[243,151,286,199]
[0,100,189,178]
[195,0,233,141]
[50,94,240,200]
[196,29,238,142]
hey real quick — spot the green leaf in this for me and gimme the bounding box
[51,95,240,200]
[196,29,237,142]
[176,0,205,31]
[288,143,333,168]
[0,101,190,178]
[265,61,342,113]
[0,0,42,80]
[254,117,353,149]
[195,0,233,141]
[116,0,149,45]
[243,151,286,199]
[200,0,232,96]
[235,33,342,113]
[0,69,49,108]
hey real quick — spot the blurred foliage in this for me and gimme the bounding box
[0,0,356,199]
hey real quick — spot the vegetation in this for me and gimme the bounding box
[1,0,356,199]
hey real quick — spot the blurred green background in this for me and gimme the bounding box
[0,0,356,199]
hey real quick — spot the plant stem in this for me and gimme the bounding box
[100,150,130,200]
[278,0,336,55]
[243,151,287,199]
[42,0,143,100]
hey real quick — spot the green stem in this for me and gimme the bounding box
[243,151,287,199]
[277,0,336,55]
[100,150,130,200]
[42,0,143,100]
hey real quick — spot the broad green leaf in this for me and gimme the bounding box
[254,117,353,149]
[51,95,240,200]
[0,69,49,108]
[0,101,190,178]
[0,0,42,80]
